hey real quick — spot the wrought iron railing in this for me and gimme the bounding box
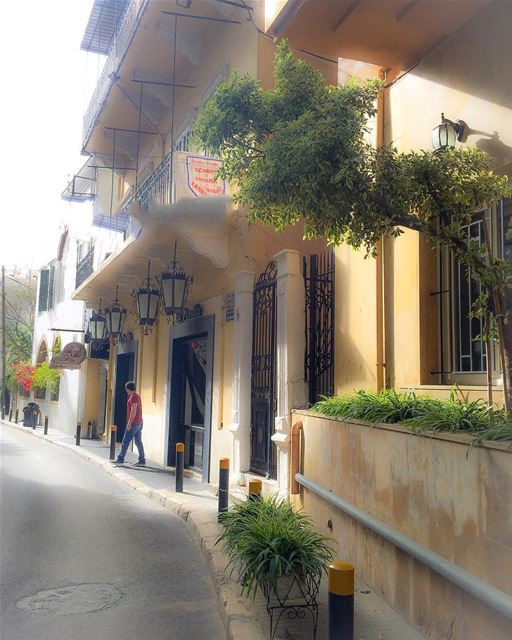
[134,151,173,212]
[76,247,95,289]
[82,0,149,144]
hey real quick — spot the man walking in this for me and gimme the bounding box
[116,381,146,466]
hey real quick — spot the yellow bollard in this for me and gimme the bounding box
[328,561,354,639]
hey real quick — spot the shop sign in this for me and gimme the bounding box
[50,342,87,369]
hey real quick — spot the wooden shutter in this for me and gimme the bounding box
[38,269,49,313]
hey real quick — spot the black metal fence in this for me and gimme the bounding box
[303,250,335,405]
[76,247,95,289]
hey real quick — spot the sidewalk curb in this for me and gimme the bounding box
[2,421,267,640]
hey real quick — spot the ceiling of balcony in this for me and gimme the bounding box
[267,0,497,72]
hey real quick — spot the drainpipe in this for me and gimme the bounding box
[290,421,302,495]
[375,67,387,391]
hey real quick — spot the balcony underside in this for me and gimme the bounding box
[267,0,496,73]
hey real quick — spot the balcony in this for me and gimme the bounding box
[76,247,95,289]
[83,0,149,146]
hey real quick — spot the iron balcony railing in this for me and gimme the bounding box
[75,247,95,289]
[128,151,174,212]
[83,0,149,145]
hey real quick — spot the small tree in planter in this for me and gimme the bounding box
[218,495,334,638]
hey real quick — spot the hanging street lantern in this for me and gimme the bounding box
[432,113,466,151]
[105,286,128,344]
[88,300,107,341]
[133,261,160,335]
[158,242,192,325]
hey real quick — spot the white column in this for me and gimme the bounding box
[229,271,255,484]
[272,250,307,495]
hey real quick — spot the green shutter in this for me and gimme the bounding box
[38,269,49,313]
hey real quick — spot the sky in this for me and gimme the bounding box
[0,0,101,272]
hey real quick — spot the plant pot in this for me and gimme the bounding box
[268,573,307,604]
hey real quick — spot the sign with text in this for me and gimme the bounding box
[50,342,87,370]
[175,152,226,199]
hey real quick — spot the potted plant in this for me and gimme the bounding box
[218,495,335,603]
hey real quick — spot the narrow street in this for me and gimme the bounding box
[0,424,226,640]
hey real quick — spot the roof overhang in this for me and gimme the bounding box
[81,0,130,55]
[266,0,496,72]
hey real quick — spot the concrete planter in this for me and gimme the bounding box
[291,410,512,640]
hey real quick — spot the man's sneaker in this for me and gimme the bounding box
[133,461,146,466]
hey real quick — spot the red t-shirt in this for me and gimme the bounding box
[127,392,143,426]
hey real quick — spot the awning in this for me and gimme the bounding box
[61,158,96,202]
[80,0,130,55]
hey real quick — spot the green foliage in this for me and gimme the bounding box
[312,389,512,447]
[32,361,60,393]
[217,494,335,599]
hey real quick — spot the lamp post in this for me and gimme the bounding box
[105,286,127,344]
[158,242,192,325]
[432,113,466,151]
[133,261,160,335]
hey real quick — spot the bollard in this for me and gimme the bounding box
[75,421,82,446]
[175,442,184,493]
[15,408,19,424]
[32,411,37,430]
[9,408,13,422]
[218,458,230,514]
[248,479,262,500]
[44,415,49,435]
[1,407,4,421]
[109,425,117,460]
[328,561,354,640]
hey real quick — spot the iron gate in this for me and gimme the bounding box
[250,261,277,478]
[304,251,335,405]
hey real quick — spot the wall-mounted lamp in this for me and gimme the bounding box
[88,299,107,341]
[432,113,467,151]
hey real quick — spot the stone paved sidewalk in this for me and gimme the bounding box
[1,419,424,640]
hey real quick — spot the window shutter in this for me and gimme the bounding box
[38,269,49,313]
[48,265,55,310]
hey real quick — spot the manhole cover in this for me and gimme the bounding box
[17,583,122,615]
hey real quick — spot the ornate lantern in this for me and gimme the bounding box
[158,242,192,325]
[105,286,127,343]
[88,300,107,341]
[432,113,466,151]
[133,261,160,335]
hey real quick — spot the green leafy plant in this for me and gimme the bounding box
[32,361,60,393]
[218,495,335,599]
[312,389,512,447]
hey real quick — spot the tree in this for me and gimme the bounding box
[194,41,512,409]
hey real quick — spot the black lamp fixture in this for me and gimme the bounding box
[105,286,128,344]
[133,261,160,335]
[432,113,467,151]
[158,242,193,325]
[88,299,107,341]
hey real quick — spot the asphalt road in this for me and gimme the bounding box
[0,424,226,640]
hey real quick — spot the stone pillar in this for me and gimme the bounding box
[229,271,255,484]
[272,250,307,495]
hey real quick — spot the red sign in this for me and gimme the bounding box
[49,342,87,370]
[186,156,225,198]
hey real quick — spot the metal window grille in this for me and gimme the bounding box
[76,246,95,289]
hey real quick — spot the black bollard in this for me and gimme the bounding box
[248,479,262,500]
[44,415,49,435]
[109,425,117,460]
[32,411,37,430]
[175,442,184,493]
[328,561,354,640]
[75,421,82,446]
[15,408,19,424]
[218,458,230,514]
[9,408,13,422]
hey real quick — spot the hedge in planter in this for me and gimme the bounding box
[217,494,335,600]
